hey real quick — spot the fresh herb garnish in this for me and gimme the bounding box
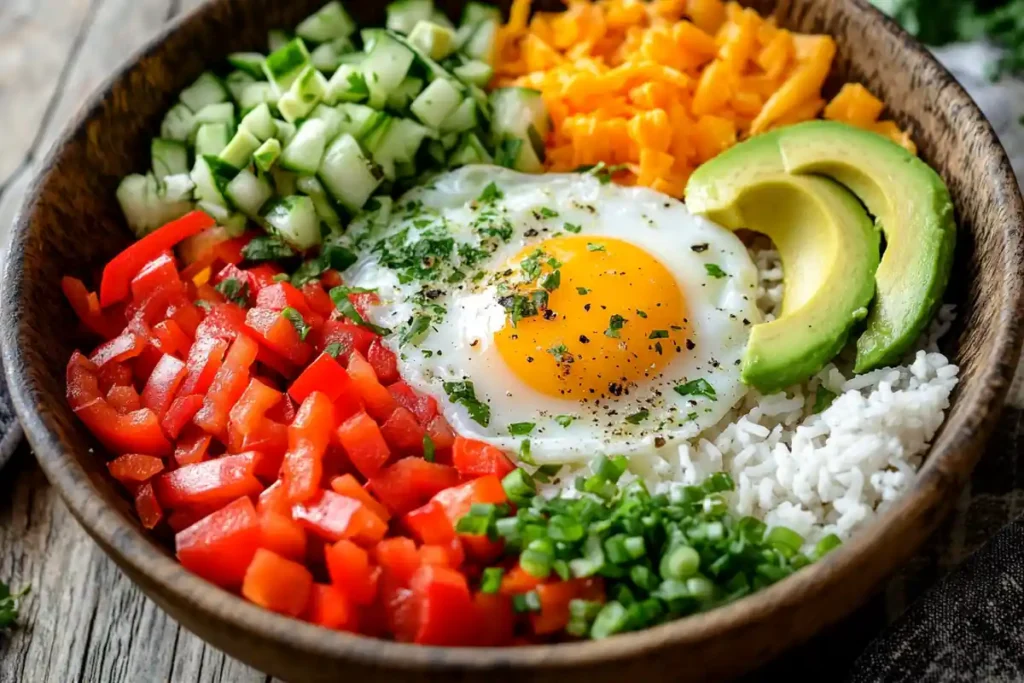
[555,415,575,428]
[605,314,626,338]
[214,277,250,307]
[576,161,630,184]
[541,270,561,292]
[587,242,606,252]
[400,315,432,346]
[324,342,344,359]
[704,264,727,279]
[565,223,582,233]
[625,409,649,424]
[518,438,536,465]
[282,307,311,341]
[576,287,591,295]
[636,310,648,318]
[649,330,669,339]
[423,434,436,462]
[547,343,572,363]
[0,581,30,630]
[509,422,536,436]
[443,380,491,427]
[242,235,296,262]
[520,249,545,281]
[477,182,504,204]
[538,207,559,218]
[674,378,718,401]
[290,243,358,286]
[813,385,837,413]
[329,286,390,335]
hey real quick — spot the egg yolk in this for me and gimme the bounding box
[495,236,687,400]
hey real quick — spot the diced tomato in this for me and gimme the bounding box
[245,307,313,367]
[242,548,313,617]
[304,583,358,631]
[151,319,192,358]
[367,339,399,385]
[408,565,476,646]
[134,482,164,530]
[300,281,335,318]
[329,474,391,522]
[130,252,179,304]
[195,303,248,342]
[107,384,142,414]
[67,352,171,456]
[101,210,215,307]
[90,331,147,369]
[345,351,396,421]
[473,592,516,646]
[452,437,516,480]
[173,427,212,466]
[176,496,261,589]
[335,412,391,480]
[257,480,291,516]
[379,407,427,456]
[228,378,282,438]
[161,394,204,439]
[154,452,263,509]
[178,337,229,397]
[258,510,308,561]
[194,334,259,436]
[388,381,439,425]
[140,354,187,419]
[107,453,164,486]
[315,320,376,364]
[369,458,461,517]
[325,539,379,605]
[282,392,335,504]
[288,352,356,406]
[531,579,605,636]
[425,415,456,464]
[292,490,388,546]
[62,276,124,339]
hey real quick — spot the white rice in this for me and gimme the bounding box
[544,249,960,549]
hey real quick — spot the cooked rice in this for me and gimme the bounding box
[542,249,960,548]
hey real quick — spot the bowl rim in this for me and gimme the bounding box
[5,0,1024,674]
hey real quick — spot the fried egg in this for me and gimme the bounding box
[342,166,762,464]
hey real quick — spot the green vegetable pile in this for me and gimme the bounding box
[873,0,1024,78]
[464,461,841,640]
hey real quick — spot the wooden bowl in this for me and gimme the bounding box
[4,0,1023,680]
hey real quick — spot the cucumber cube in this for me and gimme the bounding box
[408,21,456,60]
[297,1,357,43]
[253,138,282,172]
[219,129,262,169]
[179,72,228,112]
[411,78,462,129]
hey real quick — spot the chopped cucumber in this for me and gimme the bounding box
[194,102,236,128]
[152,139,189,178]
[222,212,249,237]
[238,82,279,113]
[225,71,257,104]
[253,138,282,172]
[411,78,462,129]
[453,60,493,87]
[319,133,384,212]
[161,104,195,142]
[227,52,266,78]
[274,119,297,146]
[219,128,262,169]
[277,65,328,123]
[179,72,228,112]
[449,132,493,166]
[430,9,455,30]
[408,20,456,60]
[263,38,312,91]
[490,87,550,172]
[372,118,430,180]
[335,103,378,137]
[225,168,273,217]
[196,200,232,224]
[263,195,320,250]
[386,76,424,111]
[308,104,345,140]
[239,102,275,141]
[161,173,196,203]
[386,29,463,87]
[362,32,416,98]
[440,97,477,134]
[296,2,357,43]
[463,20,499,65]
[117,173,194,238]
[268,29,292,52]
[190,155,238,207]
[325,64,369,104]
[387,0,435,35]
[311,37,355,73]
[440,132,459,149]
[280,119,329,174]
[271,167,299,197]
[194,123,232,157]
[297,175,343,231]
[461,2,502,27]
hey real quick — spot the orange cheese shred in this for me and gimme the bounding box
[494,0,914,198]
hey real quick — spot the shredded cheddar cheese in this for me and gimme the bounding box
[494,0,915,198]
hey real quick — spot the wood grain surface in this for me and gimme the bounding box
[1,0,1023,681]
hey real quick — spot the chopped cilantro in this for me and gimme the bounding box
[564,223,582,233]
[290,243,358,286]
[400,315,432,346]
[423,434,436,462]
[546,257,562,268]
[324,342,344,359]
[443,381,491,427]
[686,411,698,421]
[813,385,837,413]
[605,314,626,338]
[654,341,663,354]
[636,310,648,318]
[477,182,504,204]
[625,409,649,424]
[649,330,669,339]
[494,137,524,169]
[499,292,542,326]
[509,422,536,436]
[555,415,574,428]
[281,307,311,341]
[547,343,572,362]
[674,378,717,401]
[214,277,250,307]
[520,249,545,281]
[538,207,559,218]
[704,264,728,279]
[242,235,296,262]
[576,287,591,295]
[329,286,390,335]
[541,270,561,292]
[587,242,606,252]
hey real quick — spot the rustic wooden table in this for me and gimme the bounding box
[2,2,1024,681]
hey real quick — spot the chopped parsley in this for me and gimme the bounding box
[564,222,582,233]
[281,307,311,341]
[587,242,606,252]
[538,207,559,218]
[555,414,575,428]
[674,378,718,401]
[324,342,344,359]
[290,243,358,286]
[509,422,536,436]
[649,329,669,339]
[636,310,648,318]
[477,182,504,204]
[400,315,432,346]
[576,161,629,184]
[605,314,626,338]
[423,434,436,462]
[576,287,591,295]
[214,277,250,307]
[242,235,296,262]
[374,228,455,284]
[520,249,545,281]
[443,381,491,427]
[704,264,728,279]
[813,385,837,413]
[686,411,698,421]
[625,409,649,424]
[499,291,547,326]
[547,343,572,363]
[329,285,390,336]
[541,270,561,292]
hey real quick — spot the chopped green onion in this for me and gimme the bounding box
[765,526,804,553]
[512,591,542,613]
[660,545,700,580]
[422,434,435,463]
[480,567,504,594]
[548,514,585,543]
[590,601,628,639]
[813,534,842,558]
[502,468,537,506]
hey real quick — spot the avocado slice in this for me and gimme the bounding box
[686,120,955,373]
[694,174,879,392]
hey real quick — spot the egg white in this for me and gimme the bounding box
[343,166,762,464]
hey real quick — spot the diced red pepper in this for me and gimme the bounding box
[130,252,179,304]
[291,490,388,546]
[452,437,516,480]
[288,352,355,406]
[348,291,379,318]
[161,394,204,440]
[369,458,461,517]
[500,564,545,596]
[388,381,439,425]
[255,346,299,380]
[242,548,313,617]
[325,539,379,605]
[335,412,391,480]
[408,565,476,646]
[256,282,319,323]
[97,361,133,394]
[101,210,215,307]
[379,407,427,456]
[301,281,335,318]
[151,319,192,358]
[304,583,358,631]
[315,320,376,364]
[62,276,123,339]
[195,303,248,342]
[90,331,147,369]
[140,353,187,419]
[258,510,308,562]
[473,592,516,646]
[67,352,171,456]
[167,300,203,340]
[135,481,164,530]
[176,496,261,589]
[282,392,336,504]
[257,480,291,516]
[329,474,391,522]
[178,337,229,397]
[345,350,396,421]
[425,415,456,464]
[154,452,263,509]
[245,307,313,367]
[228,378,282,440]
[433,475,508,526]
[173,427,212,466]
[403,500,456,546]
[193,334,259,436]
[246,264,284,293]
[107,453,164,486]
[373,537,421,587]
[106,384,142,414]
[367,339,399,385]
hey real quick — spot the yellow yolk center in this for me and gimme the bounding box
[495,236,687,400]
